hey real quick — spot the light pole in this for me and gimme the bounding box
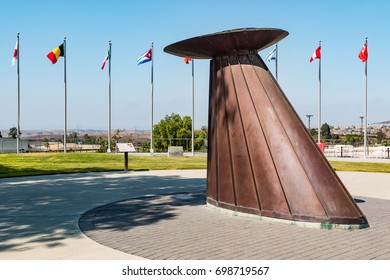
[306,114,313,131]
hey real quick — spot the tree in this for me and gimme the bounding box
[153,113,192,151]
[8,127,19,139]
[44,138,50,151]
[96,136,106,153]
[320,123,332,140]
[111,129,125,151]
[68,132,79,143]
[377,130,385,144]
[194,128,207,151]
[200,125,208,136]
[82,134,94,144]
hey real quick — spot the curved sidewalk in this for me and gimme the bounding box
[1,169,390,259]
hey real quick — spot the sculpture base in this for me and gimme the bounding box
[207,202,370,230]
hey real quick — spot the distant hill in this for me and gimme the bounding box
[373,121,390,125]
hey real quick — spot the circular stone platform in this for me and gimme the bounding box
[79,193,390,260]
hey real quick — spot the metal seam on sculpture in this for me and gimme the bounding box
[212,58,219,205]
[211,59,219,204]
[220,56,238,208]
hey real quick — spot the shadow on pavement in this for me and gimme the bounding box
[0,172,206,252]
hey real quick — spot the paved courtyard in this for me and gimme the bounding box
[1,168,390,260]
[79,192,390,260]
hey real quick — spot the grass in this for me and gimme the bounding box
[0,153,207,178]
[0,153,389,179]
[329,160,390,173]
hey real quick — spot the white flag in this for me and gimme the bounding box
[265,47,276,63]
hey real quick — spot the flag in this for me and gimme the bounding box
[137,48,152,65]
[12,40,18,66]
[358,43,368,62]
[265,48,276,62]
[184,57,192,64]
[101,49,110,70]
[310,46,321,62]
[47,43,64,64]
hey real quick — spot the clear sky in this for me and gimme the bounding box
[0,0,389,133]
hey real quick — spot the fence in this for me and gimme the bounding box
[0,137,207,154]
[324,144,390,159]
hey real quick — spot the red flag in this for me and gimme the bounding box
[12,40,18,66]
[184,57,192,64]
[358,43,368,62]
[310,46,321,62]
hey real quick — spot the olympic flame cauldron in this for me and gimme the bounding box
[164,28,368,228]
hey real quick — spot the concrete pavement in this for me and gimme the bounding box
[1,168,389,259]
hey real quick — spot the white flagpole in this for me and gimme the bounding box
[275,43,278,81]
[364,37,368,158]
[107,40,112,153]
[317,40,321,144]
[150,42,154,156]
[63,37,67,153]
[16,32,21,153]
[191,59,195,156]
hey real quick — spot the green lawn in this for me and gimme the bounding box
[0,153,389,179]
[329,160,390,173]
[0,153,207,178]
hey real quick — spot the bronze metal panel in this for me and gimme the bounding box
[242,62,327,218]
[256,66,366,222]
[214,67,236,206]
[229,57,291,217]
[221,59,260,210]
[164,28,368,226]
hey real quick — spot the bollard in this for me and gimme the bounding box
[340,146,343,157]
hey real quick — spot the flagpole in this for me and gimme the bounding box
[16,32,21,153]
[107,40,112,153]
[364,37,368,158]
[191,59,195,156]
[275,43,278,81]
[63,36,67,153]
[150,42,154,156]
[317,40,321,144]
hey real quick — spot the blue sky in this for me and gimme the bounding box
[0,0,389,132]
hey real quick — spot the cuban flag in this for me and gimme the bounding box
[265,48,276,63]
[137,48,152,65]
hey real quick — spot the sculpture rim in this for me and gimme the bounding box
[163,27,289,59]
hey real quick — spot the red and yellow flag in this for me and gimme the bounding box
[47,44,64,64]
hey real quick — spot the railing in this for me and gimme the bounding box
[0,138,208,153]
